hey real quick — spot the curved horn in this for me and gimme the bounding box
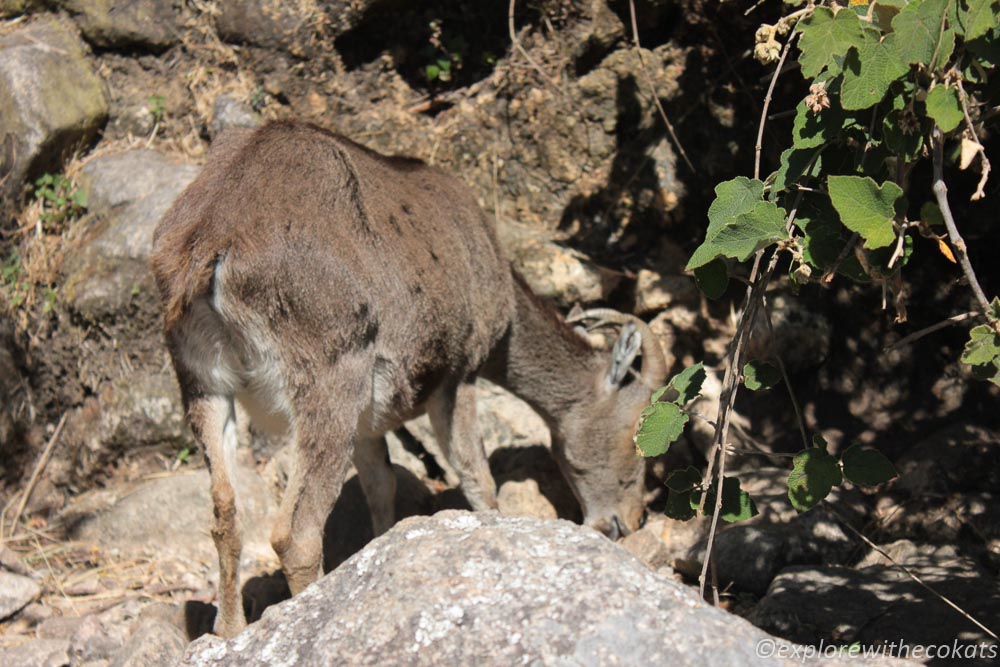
[566,308,668,388]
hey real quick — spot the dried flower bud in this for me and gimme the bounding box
[804,82,830,114]
[754,40,781,65]
[755,24,774,44]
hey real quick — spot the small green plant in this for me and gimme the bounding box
[33,172,87,234]
[422,19,466,84]
[1,250,28,309]
[148,94,166,121]
[41,286,57,314]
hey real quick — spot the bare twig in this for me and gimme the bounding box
[508,0,559,90]
[627,0,694,173]
[826,502,999,641]
[955,78,990,201]
[755,35,796,181]
[932,128,993,315]
[695,32,807,598]
[884,311,980,351]
[4,413,68,544]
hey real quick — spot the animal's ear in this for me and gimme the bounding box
[606,322,641,389]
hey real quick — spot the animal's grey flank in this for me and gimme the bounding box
[150,120,668,638]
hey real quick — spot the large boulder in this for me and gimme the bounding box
[183,512,907,666]
[751,543,1000,665]
[0,16,107,205]
[216,0,375,55]
[54,0,179,52]
[70,460,277,570]
[62,149,200,321]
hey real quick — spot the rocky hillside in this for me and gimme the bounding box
[0,1,997,665]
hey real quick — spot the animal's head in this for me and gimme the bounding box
[555,309,668,539]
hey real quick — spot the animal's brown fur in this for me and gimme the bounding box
[151,121,667,638]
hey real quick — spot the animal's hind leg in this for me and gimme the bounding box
[353,436,396,536]
[427,377,497,511]
[186,393,245,638]
[270,352,371,595]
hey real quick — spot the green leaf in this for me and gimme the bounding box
[694,258,728,300]
[892,0,957,69]
[841,444,898,486]
[788,447,843,512]
[969,359,1000,386]
[665,466,702,492]
[840,32,909,110]
[828,175,903,249]
[960,0,999,40]
[691,477,758,523]
[687,201,788,269]
[773,147,823,196]
[961,324,1000,365]
[797,7,866,78]
[792,96,843,149]
[794,196,866,281]
[743,360,781,390]
[72,189,88,209]
[425,64,440,81]
[670,364,706,404]
[634,402,689,457]
[686,177,765,269]
[924,85,964,132]
[665,488,696,520]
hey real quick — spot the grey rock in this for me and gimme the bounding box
[71,463,276,568]
[96,371,186,448]
[711,525,787,597]
[0,16,108,204]
[0,571,41,620]
[62,150,199,320]
[501,228,619,307]
[496,478,557,520]
[208,95,259,139]
[752,549,1000,664]
[69,605,136,665]
[217,0,375,51]
[182,511,904,666]
[0,638,70,667]
[634,269,700,315]
[620,517,674,571]
[564,0,625,65]
[876,424,1000,546]
[54,0,177,51]
[38,616,87,640]
[108,619,187,667]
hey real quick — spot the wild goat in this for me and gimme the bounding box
[151,121,667,637]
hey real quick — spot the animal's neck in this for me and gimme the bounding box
[484,275,599,428]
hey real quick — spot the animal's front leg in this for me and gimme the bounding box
[427,377,497,511]
[353,436,396,536]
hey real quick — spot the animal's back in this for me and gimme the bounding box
[151,121,513,417]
